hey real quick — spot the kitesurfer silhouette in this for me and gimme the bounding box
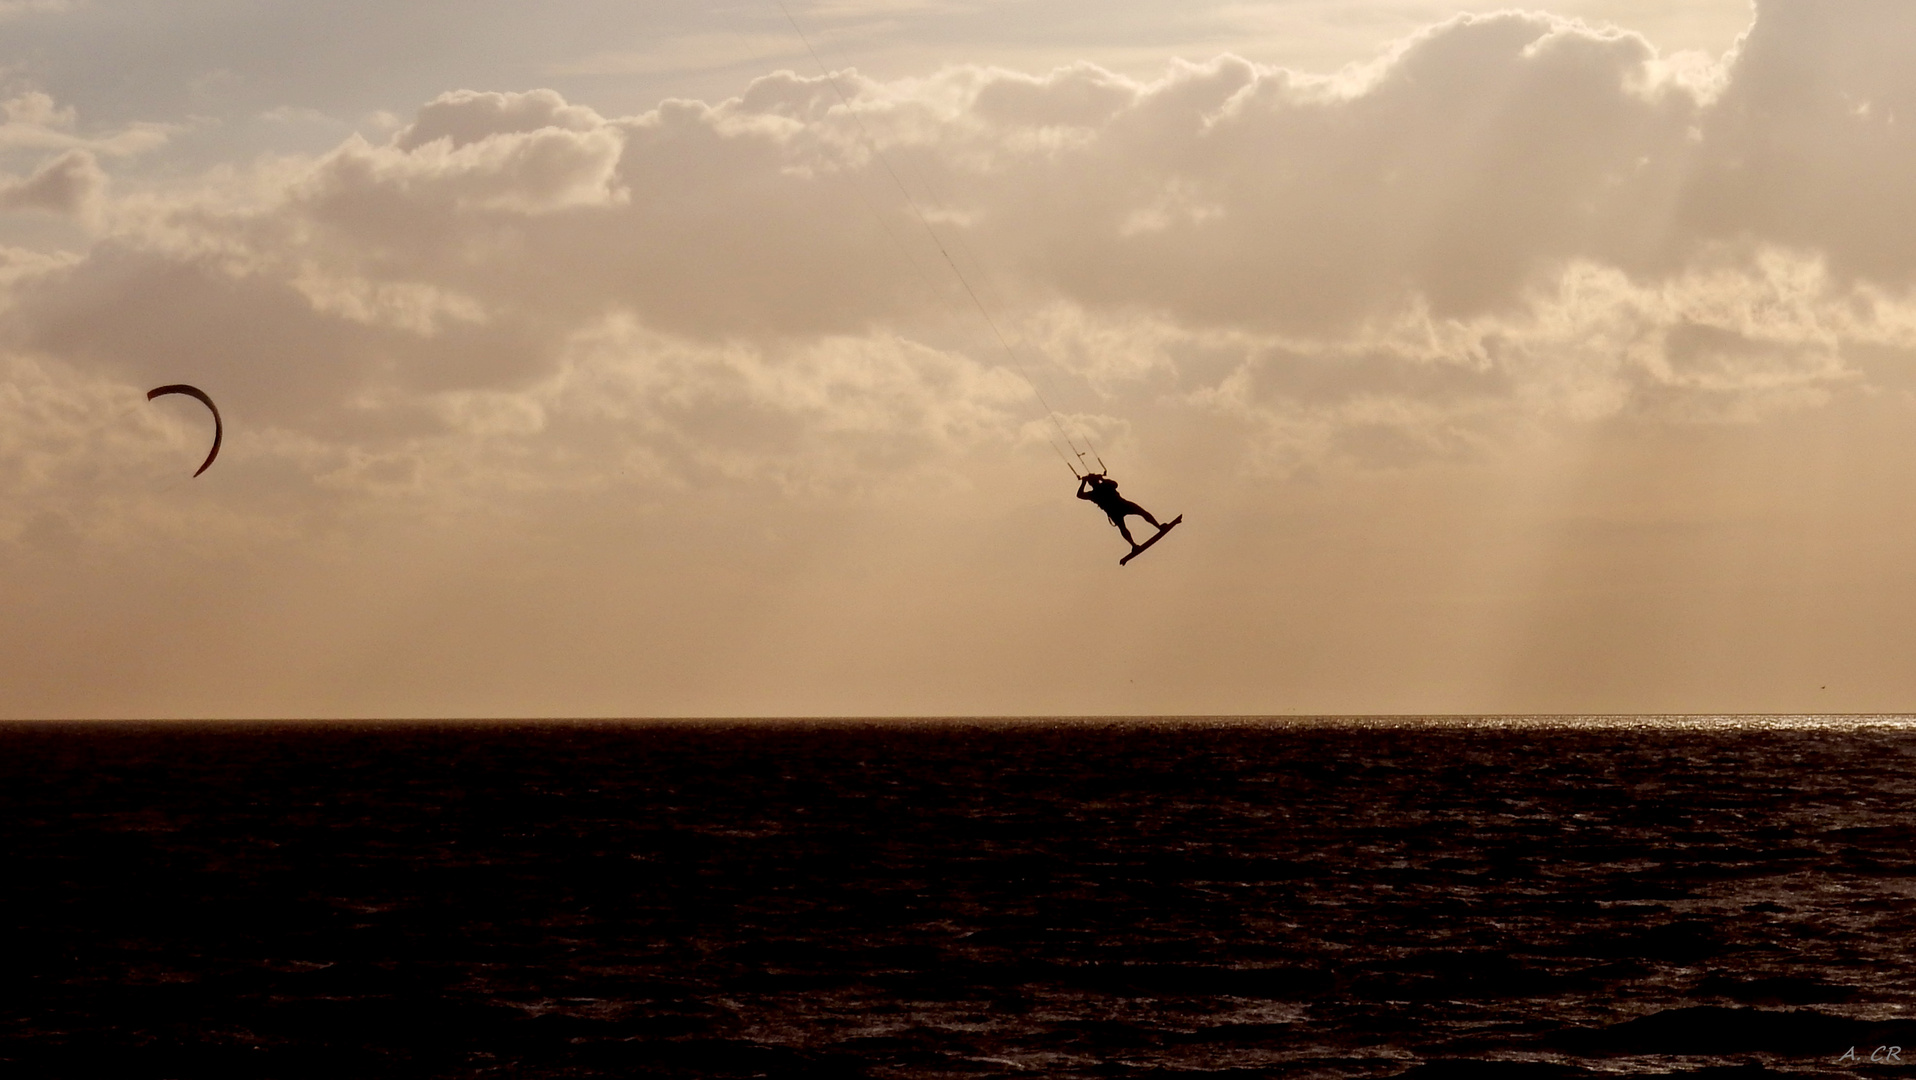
[1077,472,1165,551]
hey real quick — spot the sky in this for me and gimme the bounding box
[10,0,1916,719]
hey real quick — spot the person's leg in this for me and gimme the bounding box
[1110,513,1138,546]
[1121,500,1161,530]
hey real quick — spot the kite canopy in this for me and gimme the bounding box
[146,384,222,477]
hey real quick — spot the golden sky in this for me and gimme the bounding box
[12,0,1916,719]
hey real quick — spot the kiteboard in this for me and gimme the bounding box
[1119,515,1182,566]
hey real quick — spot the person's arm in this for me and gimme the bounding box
[1077,476,1094,499]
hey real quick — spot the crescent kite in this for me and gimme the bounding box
[146,384,222,477]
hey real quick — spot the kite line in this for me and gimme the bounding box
[773,0,1108,479]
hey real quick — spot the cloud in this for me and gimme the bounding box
[311,125,627,216]
[1200,247,1894,470]
[0,148,104,220]
[393,88,609,151]
[5,0,1916,536]
[1682,0,1916,282]
[0,91,172,157]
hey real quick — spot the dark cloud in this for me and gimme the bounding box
[0,149,104,218]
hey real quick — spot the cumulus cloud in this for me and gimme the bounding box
[0,91,171,157]
[1683,0,1916,282]
[6,0,1916,532]
[0,148,104,220]
[393,88,610,151]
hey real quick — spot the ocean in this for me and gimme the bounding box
[3,717,1914,1078]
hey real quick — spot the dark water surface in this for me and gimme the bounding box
[5,718,1916,1078]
